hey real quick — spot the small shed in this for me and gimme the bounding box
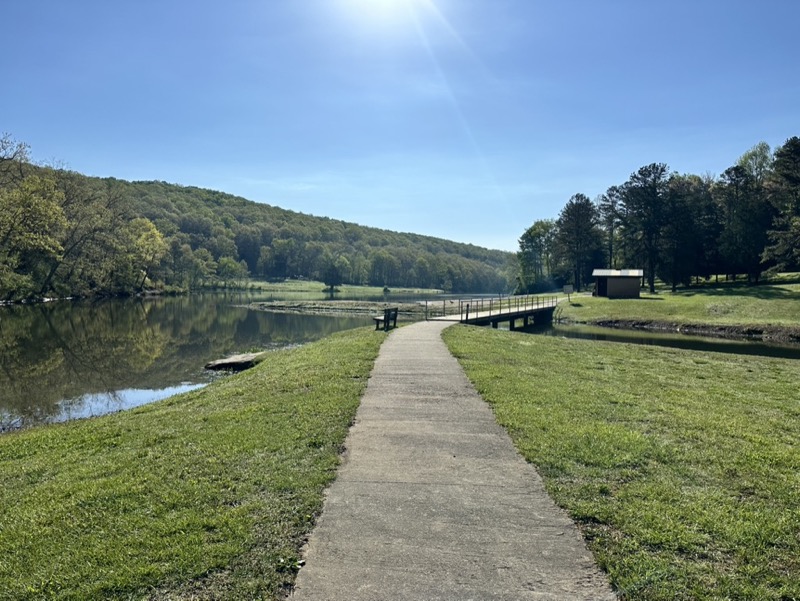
[592,269,643,299]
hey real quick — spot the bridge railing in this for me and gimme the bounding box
[424,294,559,321]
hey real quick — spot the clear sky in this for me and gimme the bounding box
[3,0,798,251]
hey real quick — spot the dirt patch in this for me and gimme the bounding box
[588,319,800,345]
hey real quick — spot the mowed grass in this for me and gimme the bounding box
[443,325,800,600]
[559,280,800,327]
[0,327,385,600]
[215,278,442,298]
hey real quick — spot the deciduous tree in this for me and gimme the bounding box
[517,219,555,293]
[0,175,66,299]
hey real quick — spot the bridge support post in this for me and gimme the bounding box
[533,307,555,325]
[509,318,515,331]
[491,321,498,329]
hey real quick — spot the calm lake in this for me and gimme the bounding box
[5,293,799,432]
[0,293,374,431]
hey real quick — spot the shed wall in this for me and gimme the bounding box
[606,277,640,298]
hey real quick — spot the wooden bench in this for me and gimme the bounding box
[373,307,399,331]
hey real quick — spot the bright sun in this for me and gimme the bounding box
[341,0,418,25]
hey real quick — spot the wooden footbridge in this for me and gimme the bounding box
[427,294,560,330]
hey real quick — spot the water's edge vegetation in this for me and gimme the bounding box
[0,135,511,302]
[3,283,800,599]
[0,327,385,600]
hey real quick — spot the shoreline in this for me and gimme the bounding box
[248,300,800,346]
[574,318,800,345]
[247,300,429,319]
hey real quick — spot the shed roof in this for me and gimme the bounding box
[592,269,644,277]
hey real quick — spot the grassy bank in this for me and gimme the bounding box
[443,325,800,600]
[205,278,443,298]
[0,327,385,600]
[558,281,800,328]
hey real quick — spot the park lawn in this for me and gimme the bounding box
[208,278,442,298]
[558,281,800,328]
[444,325,800,601]
[0,327,385,601]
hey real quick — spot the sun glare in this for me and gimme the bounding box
[340,0,418,27]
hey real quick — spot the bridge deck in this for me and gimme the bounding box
[430,294,559,326]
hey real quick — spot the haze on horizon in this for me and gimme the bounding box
[3,0,798,251]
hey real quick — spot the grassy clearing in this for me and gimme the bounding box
[559,281,800,327]
[443,325,800,600]
[207,278,443,298]
[0,327,385,600]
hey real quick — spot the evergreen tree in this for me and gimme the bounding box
[553,194,602,291]
[619,163,670,293]
[714,166,774,283]
[763,137,800,271]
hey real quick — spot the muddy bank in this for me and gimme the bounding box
[247,300,428,319]
[584,319,800,345]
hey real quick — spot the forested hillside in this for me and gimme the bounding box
[517,137,800,293]
[0,135,511,301]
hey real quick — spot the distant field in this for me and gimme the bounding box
[206,278,444,298]
[444,325,800,600]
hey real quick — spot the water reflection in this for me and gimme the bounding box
[51,383,206,426]
[0,296,371,430]
[526,323,800,360]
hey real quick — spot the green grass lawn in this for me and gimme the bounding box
[207,278,443,298]
[559,280,800,327]
[0,327,385,600]
[443,325,800,600]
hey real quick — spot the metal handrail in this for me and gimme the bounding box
[424,294,558,321]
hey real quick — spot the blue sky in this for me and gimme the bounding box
[3,0,798,251]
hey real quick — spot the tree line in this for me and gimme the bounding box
[0,134,511,301]
[516,137,800,293]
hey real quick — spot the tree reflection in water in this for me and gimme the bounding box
[0,295,371,430]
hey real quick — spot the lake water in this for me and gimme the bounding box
[0,293,373,431]
[528,323,800,360]
[5,293,799,432]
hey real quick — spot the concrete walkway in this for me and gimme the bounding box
[290,321,616,600]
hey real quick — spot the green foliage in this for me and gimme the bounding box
[0,135,511,299]
[553,193,603,291]
[657,175,704,290]
[517,219,556,293]
[737,140,773,185]
[597,185,624,268]
[444,325,800,600]
[117,180,509,293]
[0,327,385,599]
[619,163,671,293]
[0,175,67,299]
[763,136,800,272]
[516,136,800,292]
[0,132,30,187]
[764,216,800,272]
[713,166,774,283]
